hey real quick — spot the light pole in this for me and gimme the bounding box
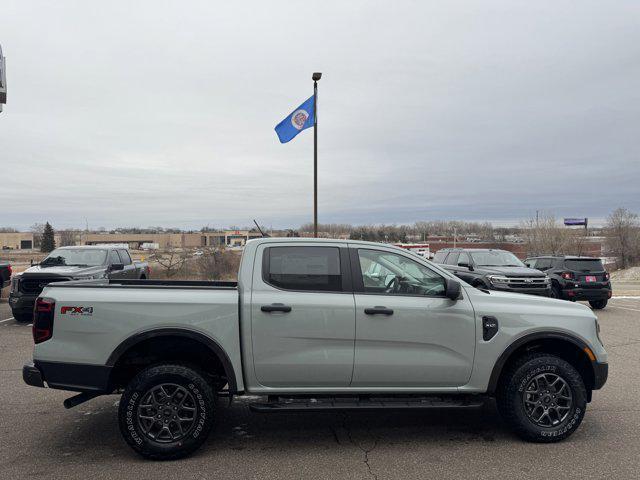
[312,72,322,237]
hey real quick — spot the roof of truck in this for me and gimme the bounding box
[55,245,126,250]
[247,237,407,249]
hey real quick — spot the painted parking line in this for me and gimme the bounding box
[610,299,640,307]
[0,317,15,324]
[608,305,640,313]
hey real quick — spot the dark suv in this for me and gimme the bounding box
[433,248,550,296]
[523,256,611,309]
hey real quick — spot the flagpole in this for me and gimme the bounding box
[312,72,322,238]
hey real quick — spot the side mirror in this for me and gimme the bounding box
[458,262,469,269]
[110,263,124,271]
[445,278,462,301]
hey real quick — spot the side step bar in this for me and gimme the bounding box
[249,395,486,413]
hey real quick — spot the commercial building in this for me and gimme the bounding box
[83,230,262,249]
[0,232,35,250]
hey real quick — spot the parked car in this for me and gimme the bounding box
[433,248,551,296]
[9,246,149,322]
[22,238,607,460]
[524,256,612,309]
[0,259,11,299]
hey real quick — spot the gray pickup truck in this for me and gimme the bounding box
[10,245,149,322]
[23,238,607,460]
[0,259,11,299]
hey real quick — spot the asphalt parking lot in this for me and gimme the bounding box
[1,299,639,480]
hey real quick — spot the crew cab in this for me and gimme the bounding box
[434,248,551,296]
[23,238,607,460]
[0,259,11,299]
[10,245,149,322]
[524,256,612,309]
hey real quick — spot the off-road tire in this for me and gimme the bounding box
[496,353,587,442]
[13,312,32,323]
[589,299,607,310]
[118,364,216,460]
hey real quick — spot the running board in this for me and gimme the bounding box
[249,395,485,413]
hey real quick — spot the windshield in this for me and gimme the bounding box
[470,250,525,267]
[564,259,604,272]
[41,248,107,267]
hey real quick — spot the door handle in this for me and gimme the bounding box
[261,303,292,313]
[364,306,394,316]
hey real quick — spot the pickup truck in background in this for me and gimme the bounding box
[0,259,11,299]
[9,245,149,322]
[433,248,551,296]
[23,238,607,460]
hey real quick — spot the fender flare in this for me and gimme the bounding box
[486,331,594,394]
[106,328,239,393]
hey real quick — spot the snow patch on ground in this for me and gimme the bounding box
[611,266,640,281]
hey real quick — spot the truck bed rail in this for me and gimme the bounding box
[52,279,238,290]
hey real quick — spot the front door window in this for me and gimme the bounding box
[358,249,446,297]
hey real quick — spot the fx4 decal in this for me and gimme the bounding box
[61,306,94,316]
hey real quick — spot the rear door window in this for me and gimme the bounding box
[264,246,342,292]
[457,252,470,266]
[535,258,552,270]
[445,252,460,265]
[118,250,132,265]
[432,251,448,263]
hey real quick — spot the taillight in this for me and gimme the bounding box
[33,297,55,344]
[7,265,12,276]
[561,272,574,280]
[604,272,610,281]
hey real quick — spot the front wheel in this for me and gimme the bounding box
[118,364,216,460]
[549,285,562,299]
[589,299,607,310]
[497,354,587,442]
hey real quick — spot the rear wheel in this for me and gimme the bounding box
[549,285,562,299]
[13,312,32,323]
[497,354,587,442]
[589,299,607,310]
[118,364,216,460]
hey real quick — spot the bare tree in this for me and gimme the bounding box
[59,230,78,247]
[520,212,588,256]
[196,249,240,280]
[152,249,189,278]
[605,208,640,269]
[30,222,45,249]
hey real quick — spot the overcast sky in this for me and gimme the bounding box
[1,1,638,230]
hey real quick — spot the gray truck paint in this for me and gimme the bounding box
[31,238,606,396]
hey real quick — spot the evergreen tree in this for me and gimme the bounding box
[41,222,56,253]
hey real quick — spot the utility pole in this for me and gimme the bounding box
[0,44,7,113]
[312,72,322,237]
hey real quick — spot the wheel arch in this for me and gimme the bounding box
[487,332,596,397]
[106,328,238,393]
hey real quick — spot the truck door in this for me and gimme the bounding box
[117,250,136,278]
[350,246,476,387]
[107,250,127,279]
[251,243,356,387]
